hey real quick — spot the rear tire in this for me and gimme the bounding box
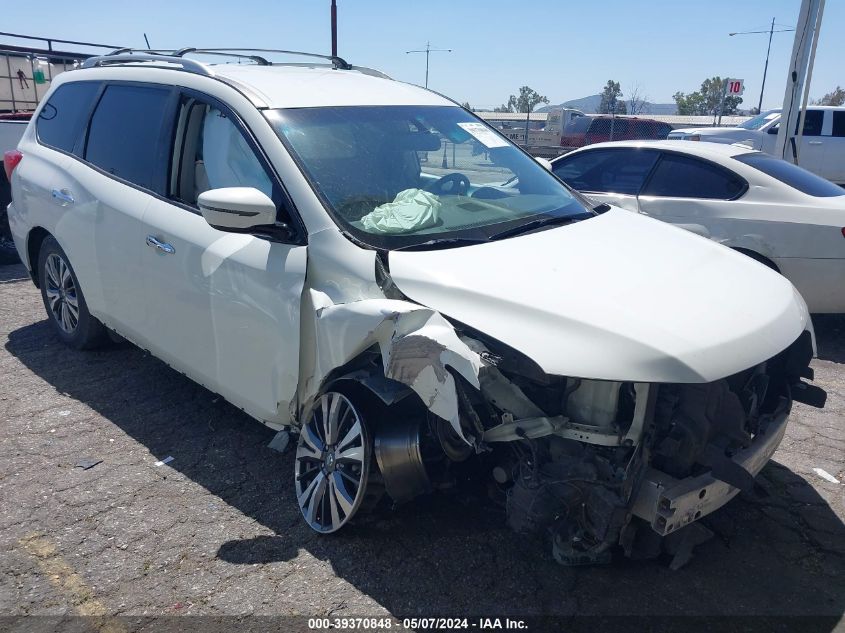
[37,236,108,349]
[0,205,20,265]
[734,248,779,273]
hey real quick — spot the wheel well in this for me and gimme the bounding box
[26,227,50,287]
[732,248,779,273]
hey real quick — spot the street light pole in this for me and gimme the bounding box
[406,41,451,89]
[729,19,795,112]
[330,0,338,57]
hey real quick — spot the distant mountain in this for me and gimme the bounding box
[539,94,677,116]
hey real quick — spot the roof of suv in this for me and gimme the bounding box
[212,64,452,109]
[72,53,454,110]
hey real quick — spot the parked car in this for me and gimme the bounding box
[1,112,30,264]
[561,115,672,148]
[668,106,845,185]
[6,50,823,564]
[551,140,845,313]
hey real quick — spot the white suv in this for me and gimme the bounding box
[5,49,824,563]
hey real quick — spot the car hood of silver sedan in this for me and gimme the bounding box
[387,207,810,383]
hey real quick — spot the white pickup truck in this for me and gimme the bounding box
[669,106,845,185]
[1,114,29,264]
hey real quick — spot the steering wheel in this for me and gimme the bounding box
[424,173,470,196]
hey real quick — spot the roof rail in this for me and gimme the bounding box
[81,47,357,77]
[174,48,352,70]
[82,53,214,76]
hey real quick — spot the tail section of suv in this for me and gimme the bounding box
[6,49,823,564]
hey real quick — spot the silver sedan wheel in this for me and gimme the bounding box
[44,253,79,334]
[295,392,370,533]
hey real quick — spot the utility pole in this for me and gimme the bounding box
[775,0,825,163]
[330,0,338,56]
[729,19,795,113]
[405,41,451,89]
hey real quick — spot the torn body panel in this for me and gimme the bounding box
[298,288,484,443]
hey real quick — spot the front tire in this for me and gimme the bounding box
[37,236,107,349]
[295,391,375,533]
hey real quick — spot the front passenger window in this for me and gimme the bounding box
[173,99,274,206]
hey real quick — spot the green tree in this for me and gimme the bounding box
[599,80,626,114]
[460,101,473,111]
[495,86,549,113]
[673,76,742,116]
[814,86,845,106]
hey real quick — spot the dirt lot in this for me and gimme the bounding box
[1,262,844,632]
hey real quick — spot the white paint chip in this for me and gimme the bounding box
[812,468,840,484]
[154,456,175,467]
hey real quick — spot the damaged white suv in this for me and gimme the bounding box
[6,49,826,563]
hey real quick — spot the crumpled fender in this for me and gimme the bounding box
[298,289,484,443]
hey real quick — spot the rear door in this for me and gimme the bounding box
[17,81,100,276]
[551,148,659,212]
[798,109,827,175]
[66,82,176,342]
[139,90,307,426]
[637,151,749,240]
[824,110,845,184]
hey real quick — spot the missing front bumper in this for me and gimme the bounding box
[631,403,790,537]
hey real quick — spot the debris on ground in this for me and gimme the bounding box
[74,458,102,470]
[267,430,290,454]
[812,468,840,484]
[154,456,174,467]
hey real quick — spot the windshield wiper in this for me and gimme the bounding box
[489,213,590,241]
[392,236,490,251]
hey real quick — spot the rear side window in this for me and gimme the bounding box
[734,152,845,197]
[36,82,100,152]
[642,153,747,200]
[833,112,845,138]
[85,84,172,191]
[801,110,823,136]
[553,148,659,195]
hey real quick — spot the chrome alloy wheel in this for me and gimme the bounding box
[44,253,79,334]
[295,392,371,533]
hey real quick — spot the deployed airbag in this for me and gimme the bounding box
[360,188,440,234]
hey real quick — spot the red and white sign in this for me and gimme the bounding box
[726,79,745,96]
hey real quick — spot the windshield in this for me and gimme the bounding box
[738,110,780,130]
[265,105,591,249]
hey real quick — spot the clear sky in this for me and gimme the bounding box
[2,0,842,111]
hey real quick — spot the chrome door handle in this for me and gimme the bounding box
[808,141,823,145]
[145,235,175,254]
[51,188,74,204]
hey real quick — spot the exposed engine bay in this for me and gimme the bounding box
[300,314,825,565]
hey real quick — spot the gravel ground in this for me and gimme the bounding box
[0,262,843,631]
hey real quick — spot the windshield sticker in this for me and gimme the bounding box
[457,122,509,148]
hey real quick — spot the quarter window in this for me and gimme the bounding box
[36,82,100,153]
[552,149,659,195]
[84,84,172,191]
[641,153,746,200]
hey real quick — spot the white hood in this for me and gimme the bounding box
[388,208,810,383]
